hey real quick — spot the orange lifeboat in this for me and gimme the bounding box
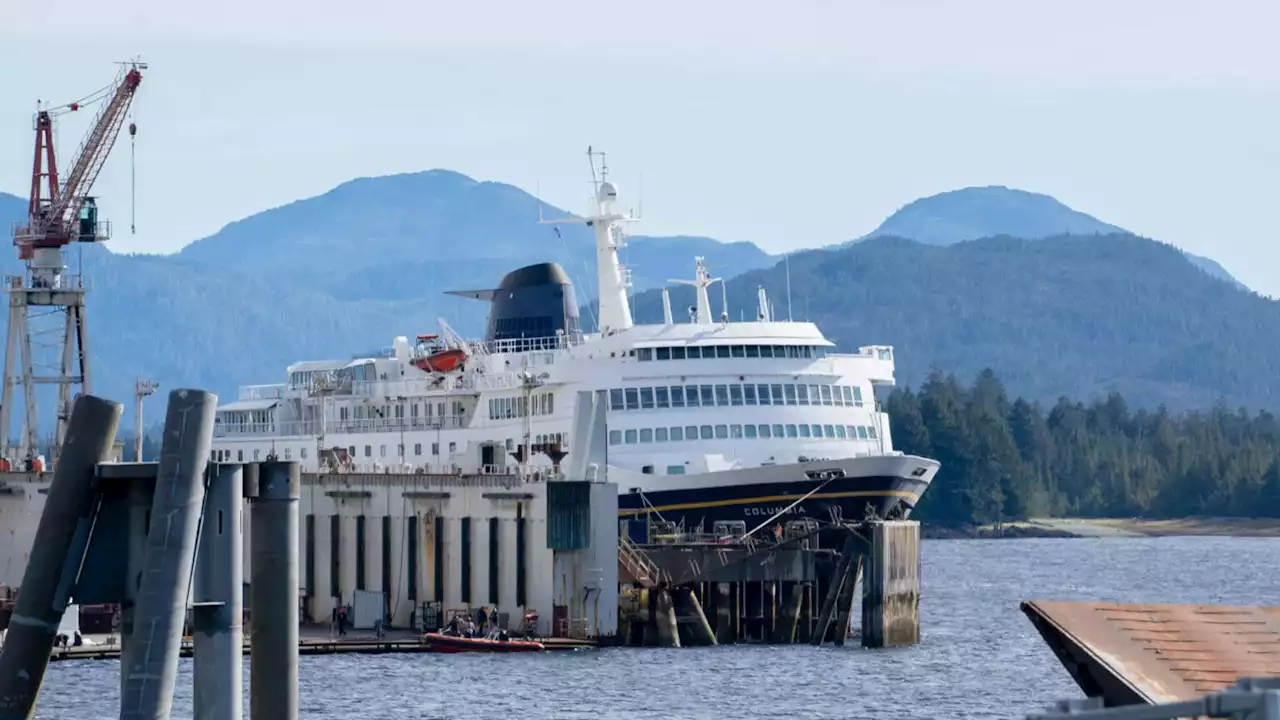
[414,348,467,373]
[412,334,467,373]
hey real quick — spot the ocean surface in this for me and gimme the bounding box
[32,536,1280,719]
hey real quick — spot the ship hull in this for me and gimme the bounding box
[613,454,936,541]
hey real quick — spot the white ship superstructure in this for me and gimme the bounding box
[211,149,939,533]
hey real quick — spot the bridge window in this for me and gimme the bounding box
[624,430,637,444]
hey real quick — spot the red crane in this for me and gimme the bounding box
[13,62,144,262]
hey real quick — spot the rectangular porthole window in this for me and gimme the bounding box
[624,429,638,444]
[655,427,668,442]
[823,424,836,438]
[798,425,811,438]
[759,345,773,359]
[700,385,715,406]
[625,388,639,410]
[700,425,713,440]
[729,385,743,406]
[685,425,698,441]
[685,385,700,408]
[609,430,622,445]
[670,427,683,442]
[730,424,743,439]
[670,386,685,408]
[744,425,757,439]
[671,347,686,360]
[640,428,653,443]
[731,345,745,358]
[743,385,757,405]
[868,425,878,439]
[759,424,772,438]
[745,345,760,358]
[785,425,798,438]
[609,389,624,411]
[640,388,654,409]
[820,385,833,406]
[836,425,848,439]
[714,425,729,439]
[857,426,869,439]
[772,424,784,438]
[655,386,670,408]
[656,347,671,361]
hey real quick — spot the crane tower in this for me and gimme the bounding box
[0,63,144,467]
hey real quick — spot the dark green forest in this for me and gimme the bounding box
[888,369,1280,526]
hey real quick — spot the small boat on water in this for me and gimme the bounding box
[422,632,546,653]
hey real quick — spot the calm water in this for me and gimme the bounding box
[33,537,1280,719]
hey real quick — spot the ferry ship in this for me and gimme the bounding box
[209,149,940,537]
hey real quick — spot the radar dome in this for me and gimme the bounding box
[597,181,619,203]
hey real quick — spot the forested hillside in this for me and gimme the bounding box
[891,369,1280,525]
[629,234,1280,411]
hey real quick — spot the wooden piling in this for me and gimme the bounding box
[714,582,734,644]
[861,520,920,648]
[831,555,862,646]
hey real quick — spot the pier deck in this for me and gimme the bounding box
[1022,600,1280,706]
[45,628,595,662]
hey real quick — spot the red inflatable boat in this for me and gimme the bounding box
[422,632,546,653]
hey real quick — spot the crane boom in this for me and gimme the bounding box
[14,63,144,258]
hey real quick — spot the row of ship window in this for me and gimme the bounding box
[609,382,864,412]
[635,344,828,361]
[487,392,555,421]
[211,432,569,463]
[609,422,879,446]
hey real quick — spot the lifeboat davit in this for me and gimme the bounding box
[413,348,467,373]
[421,632,546,653]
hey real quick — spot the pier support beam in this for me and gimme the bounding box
[192,464,244,720]
[250,461,300,720]
[654,589,680,648]
[680,588,717,646]
[861,520,920,648]
[714,583,735,644]
[774,582,805,644]
[121,389,217,720]
[0,395,121,720]
[812,534,860,645]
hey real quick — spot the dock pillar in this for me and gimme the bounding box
[654,589,680,648]
[812,534,860,645]
[250,461,300,720]
[774,582,805,644]
[831,556,863,646]
[861,520,920,648]
[0,395,121,719]
[714,583,734,644]
[119,470,152,698]
[681,588,717,646]
[121,389,217,720]
[192,464,245,720]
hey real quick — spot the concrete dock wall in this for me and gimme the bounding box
[0,471,616,639]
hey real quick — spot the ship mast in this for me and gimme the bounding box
[540,147,636,335]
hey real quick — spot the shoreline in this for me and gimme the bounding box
[921,516,1280,539]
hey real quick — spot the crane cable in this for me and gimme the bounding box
[129,118,137,234]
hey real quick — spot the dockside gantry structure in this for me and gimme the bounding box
[1,63,144,467]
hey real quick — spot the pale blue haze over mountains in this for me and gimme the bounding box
[0,173,1267,430]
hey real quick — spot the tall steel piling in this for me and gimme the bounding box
[861,520,921,648]
[120,389,217,720]
[192,464,244,720]
[0,395,122,720]
[250,461,300,720]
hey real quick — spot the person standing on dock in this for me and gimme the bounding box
[337,606,348,637]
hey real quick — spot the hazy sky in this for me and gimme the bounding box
[2,1,1279,291]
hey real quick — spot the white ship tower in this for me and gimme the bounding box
[542,147,635,335]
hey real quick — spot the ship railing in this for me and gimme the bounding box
[307,471,528,490]
[474,334,578,356]
[212,416,468,439]
[237,384,287,401]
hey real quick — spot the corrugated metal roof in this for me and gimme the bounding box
[216,399,280,412]
[1023,600,1280,705]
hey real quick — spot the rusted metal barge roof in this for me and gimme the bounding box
[1022,600,1280,707]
